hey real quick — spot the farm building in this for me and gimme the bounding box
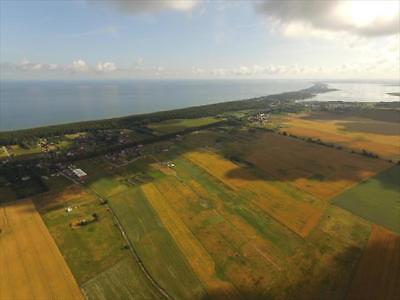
[72,168,87,178]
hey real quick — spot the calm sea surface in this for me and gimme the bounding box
[0,79,310,131]
[0,79,399,131]
[312,81,400,102]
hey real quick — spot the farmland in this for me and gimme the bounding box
[1,103,399,299]
[332,166,400,234]
[347,225,400,300]
[0,199,83,300]
[272,110,400,162]
[219,131,390,200]
[147,116,222,134]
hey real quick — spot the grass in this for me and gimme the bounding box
[332,166,400,234]
[108,187,207,300]
[81,258,160,300]
[147,117,221,134]
[0,147,8,158]
[184,150,323,237]
[174,157,303,256]
[87,176,130,198]
[11,144,42,157]
[41,194,129,285]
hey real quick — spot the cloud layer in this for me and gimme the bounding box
[1,59,118,74]
[255,0,399,37]
[91,0,199,14]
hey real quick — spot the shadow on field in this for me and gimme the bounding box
[335,121,400,136]
[301,110,400,124]
[200,245,366,300]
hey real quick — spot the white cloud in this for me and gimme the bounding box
[91,0,199,14]
[95,62,117,73]
[1,59,120,74]
[71,59,90,73]
[191,61,399,79]
[254,0,399,38]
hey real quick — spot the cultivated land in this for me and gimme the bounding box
[219,131,390,200]
[0,199,83,300]
[347,225,400,300]
[332,166,400,234]
[147,116,222,134]
[1,85,399,299]
[272,110,400,162]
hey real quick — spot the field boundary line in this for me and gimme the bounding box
[58,171,172,299]
[100,194,172,300]
[330,164,393,202]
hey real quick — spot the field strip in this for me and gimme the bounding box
[0,199,83,300]
[142,182,243,300]
[88,189,171,300]
[176,177,284,270]
[60,169,172,300]
[347,225,400,300]
[184,151,323,237]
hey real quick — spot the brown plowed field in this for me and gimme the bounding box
[0,199,83,300]
[347,225,400,300]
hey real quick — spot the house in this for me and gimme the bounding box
[72,168,87,178]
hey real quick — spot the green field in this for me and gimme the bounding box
[108,187,206,300]
[147,117,221,134]
[332,166,400,234]
[40,193,130,284]
[81,258,160,300]
[10,144,42,157]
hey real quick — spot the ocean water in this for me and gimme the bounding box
[1,79,399,131]
[0,79,310,131]
[311,81,400,102]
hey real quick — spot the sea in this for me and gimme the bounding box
[0,79,399,131]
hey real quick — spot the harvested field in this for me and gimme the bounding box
[333,166,400,234]
[0,199,83,300]
[243,132,390,200]
[184,150,323,237]
[276,112,400,161]
[142,182,242,300]
[347,225,400,300]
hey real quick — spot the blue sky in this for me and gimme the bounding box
[1,0,399,80]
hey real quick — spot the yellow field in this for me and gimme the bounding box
[245,132,390,200]
[0,199,83,300]
[145,175,288,297]
[184,150,322,237]
[347,225,400,300]
[277,113,400,161]
[142,183,242,300]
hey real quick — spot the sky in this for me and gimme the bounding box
[0,0,399,80]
